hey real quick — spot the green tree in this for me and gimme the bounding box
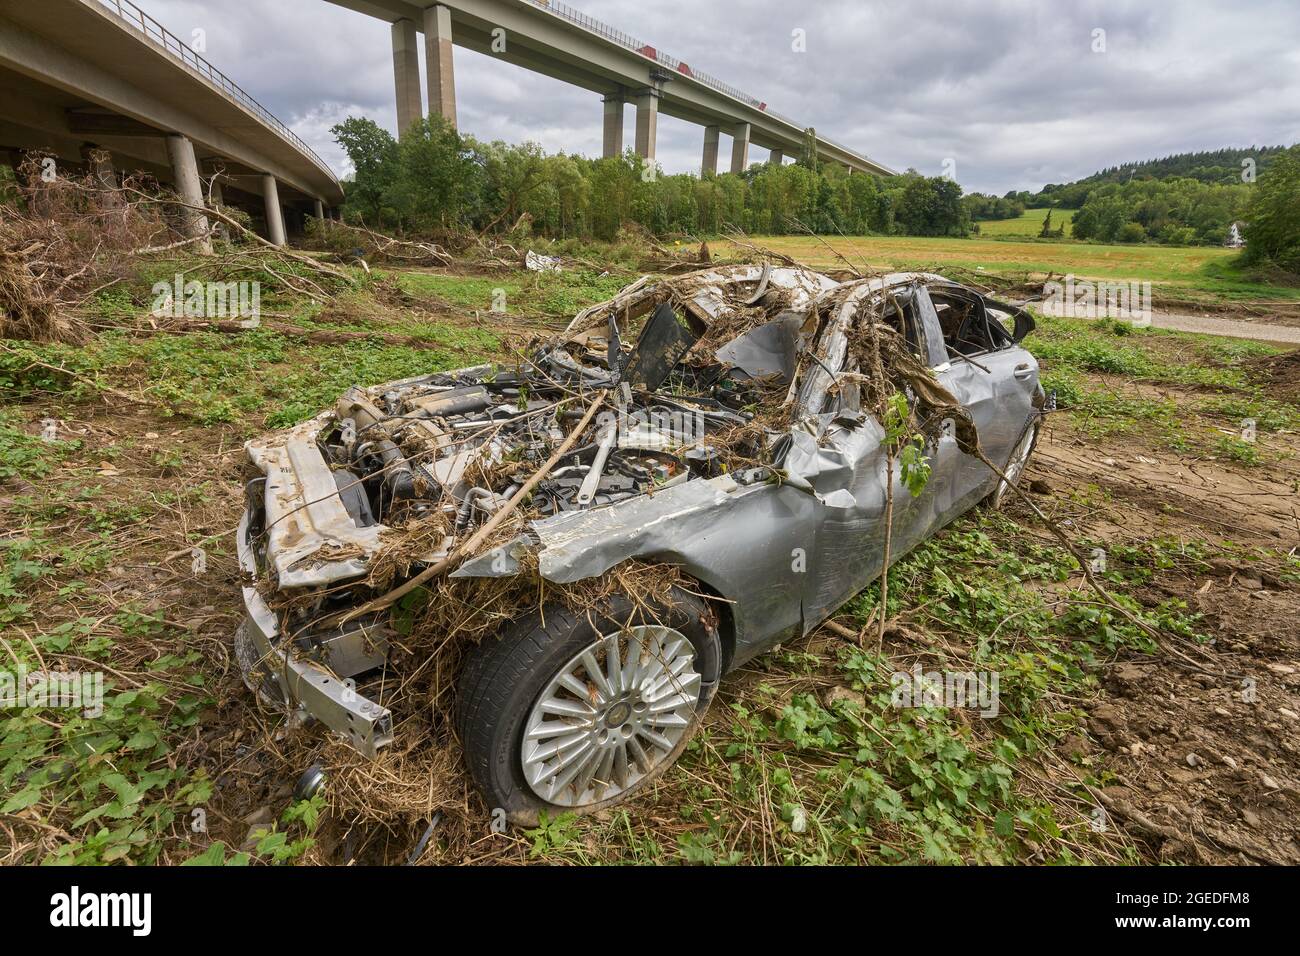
[542,154,589,237]
[330,116,398,224]
[800,127,819,172]
[895,176,968,237]
[1242,144,1300,273]
[1117,221,1147,243]
[586,153,640,240]
[386,116,482,229]
[1072,193,1130,242]
[478,139,548,230]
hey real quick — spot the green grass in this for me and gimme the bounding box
[0,506,323,865]
[0,496,214,863]
[977,207,1075,238]
[1197,393,1300,432]
[0,326,498,432]
[1029,314,1252,389]
[395,268,633,318]
[1024,312,1295,456]
[740,235,1300,302]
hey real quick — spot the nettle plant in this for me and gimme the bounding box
[0,602,214,864]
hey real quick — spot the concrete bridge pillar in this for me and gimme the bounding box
[391,18,423,136]
[769,148,784,166]
[730,123,751,174]
[602,93,624,158]
[313,198,326,229]
[424,5,457,128]
[164,134,211,254]
[633,86,659,162]
[701,126,719,177]
[262,173,286,246]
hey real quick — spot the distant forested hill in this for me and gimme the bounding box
[1031,146,1286,209]
[1070,146,1286,186]
[973,145,1293,246]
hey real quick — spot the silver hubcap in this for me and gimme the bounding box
[521,626,700,807]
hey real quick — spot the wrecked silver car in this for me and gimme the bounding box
[235,264,1045,822]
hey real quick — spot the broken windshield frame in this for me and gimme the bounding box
[795,281,942,417]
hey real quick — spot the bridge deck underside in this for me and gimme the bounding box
[0,0,343,205]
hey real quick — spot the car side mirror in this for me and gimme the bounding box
[1011,308,1035,344]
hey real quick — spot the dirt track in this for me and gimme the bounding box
[1152,311,1300,344]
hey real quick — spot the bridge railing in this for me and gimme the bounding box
[523,0,874,167]
[88,0,337,181]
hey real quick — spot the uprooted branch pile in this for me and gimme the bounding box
[0,153,361,343]
[306,217,452,268]
[0,153,170,342]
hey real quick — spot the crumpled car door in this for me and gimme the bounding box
[786,409,944,630]
[918,286,1039,503]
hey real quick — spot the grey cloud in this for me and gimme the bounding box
[144,0,1298,195]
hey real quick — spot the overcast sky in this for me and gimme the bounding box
[145,0,1299,195]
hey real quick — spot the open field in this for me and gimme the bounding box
[977,207,1075,238]
[3,245,1298,865]
[737,234,1300,305]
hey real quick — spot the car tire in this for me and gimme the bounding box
[984,418,1040,511]
[456,585,721,826]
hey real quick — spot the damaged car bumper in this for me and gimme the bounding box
[235,508,394,759]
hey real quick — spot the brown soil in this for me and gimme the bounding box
[1245,349,1300,402]
[1024,409,1300,865]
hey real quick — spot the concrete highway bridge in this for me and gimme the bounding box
[327,0,895,177]
[0,0,893,247]
[0,0,345,246]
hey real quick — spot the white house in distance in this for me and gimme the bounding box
[1226,221,1247,248]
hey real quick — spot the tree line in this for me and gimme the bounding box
[332,115,970,241]
[331,116,1298,264]
[963,145,1291,247]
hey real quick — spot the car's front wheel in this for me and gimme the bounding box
[457,587,721,825]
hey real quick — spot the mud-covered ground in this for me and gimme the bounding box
[1030,409,1300,864]
[2,260,1297,865]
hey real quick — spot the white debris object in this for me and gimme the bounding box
[525,250,562,273]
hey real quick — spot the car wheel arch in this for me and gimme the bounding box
[584,559,737,679]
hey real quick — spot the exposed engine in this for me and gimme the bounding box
[312,345,759,537]
[242,265,833,598]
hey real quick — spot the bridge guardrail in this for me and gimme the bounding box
[524,0,872,166]
[88,0,338,182]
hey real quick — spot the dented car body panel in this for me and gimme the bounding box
[236,265,1043,750]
